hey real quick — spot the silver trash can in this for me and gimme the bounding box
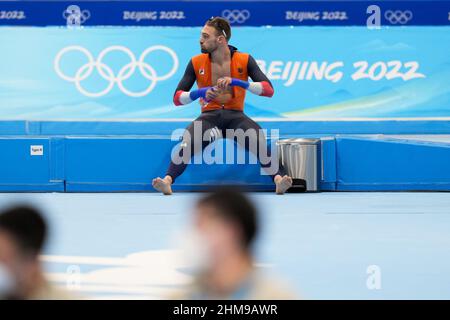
[276,138,321,192]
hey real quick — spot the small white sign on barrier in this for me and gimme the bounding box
[30,145,43,156]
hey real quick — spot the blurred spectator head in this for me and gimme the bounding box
[191,187,258,269]
[0,205,47,299]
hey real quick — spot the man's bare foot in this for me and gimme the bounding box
[274,175,293,194]
[152,176,173,195]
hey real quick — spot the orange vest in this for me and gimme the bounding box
[191,52,249,112]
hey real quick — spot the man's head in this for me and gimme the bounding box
[193,187,258,267]
[200,17,231,54]
[0,206,47,298]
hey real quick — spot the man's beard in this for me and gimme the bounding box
[201,45,216,54]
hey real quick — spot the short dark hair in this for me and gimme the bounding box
[0,206,47,257]
[196,187,258,250]
[206,17,231,42]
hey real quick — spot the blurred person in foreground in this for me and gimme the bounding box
[0,205,75,300]
[173,188,297,299]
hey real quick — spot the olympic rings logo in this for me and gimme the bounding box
[384,10,413,24]
[54,45,179,98]
[221,9,250,24]
[63,5,90,27]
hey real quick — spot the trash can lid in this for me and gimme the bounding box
[276,138,320,145]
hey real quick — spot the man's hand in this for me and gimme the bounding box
[205,86,219,101]
[217,77,232,90]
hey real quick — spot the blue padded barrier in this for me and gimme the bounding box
[320,137,337,191]
[64,137,276,192]
[0,137,64,191]
[0,121,27,135]
[335,136,450,191]
[2,120,450,192]
[23,120,450,136]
